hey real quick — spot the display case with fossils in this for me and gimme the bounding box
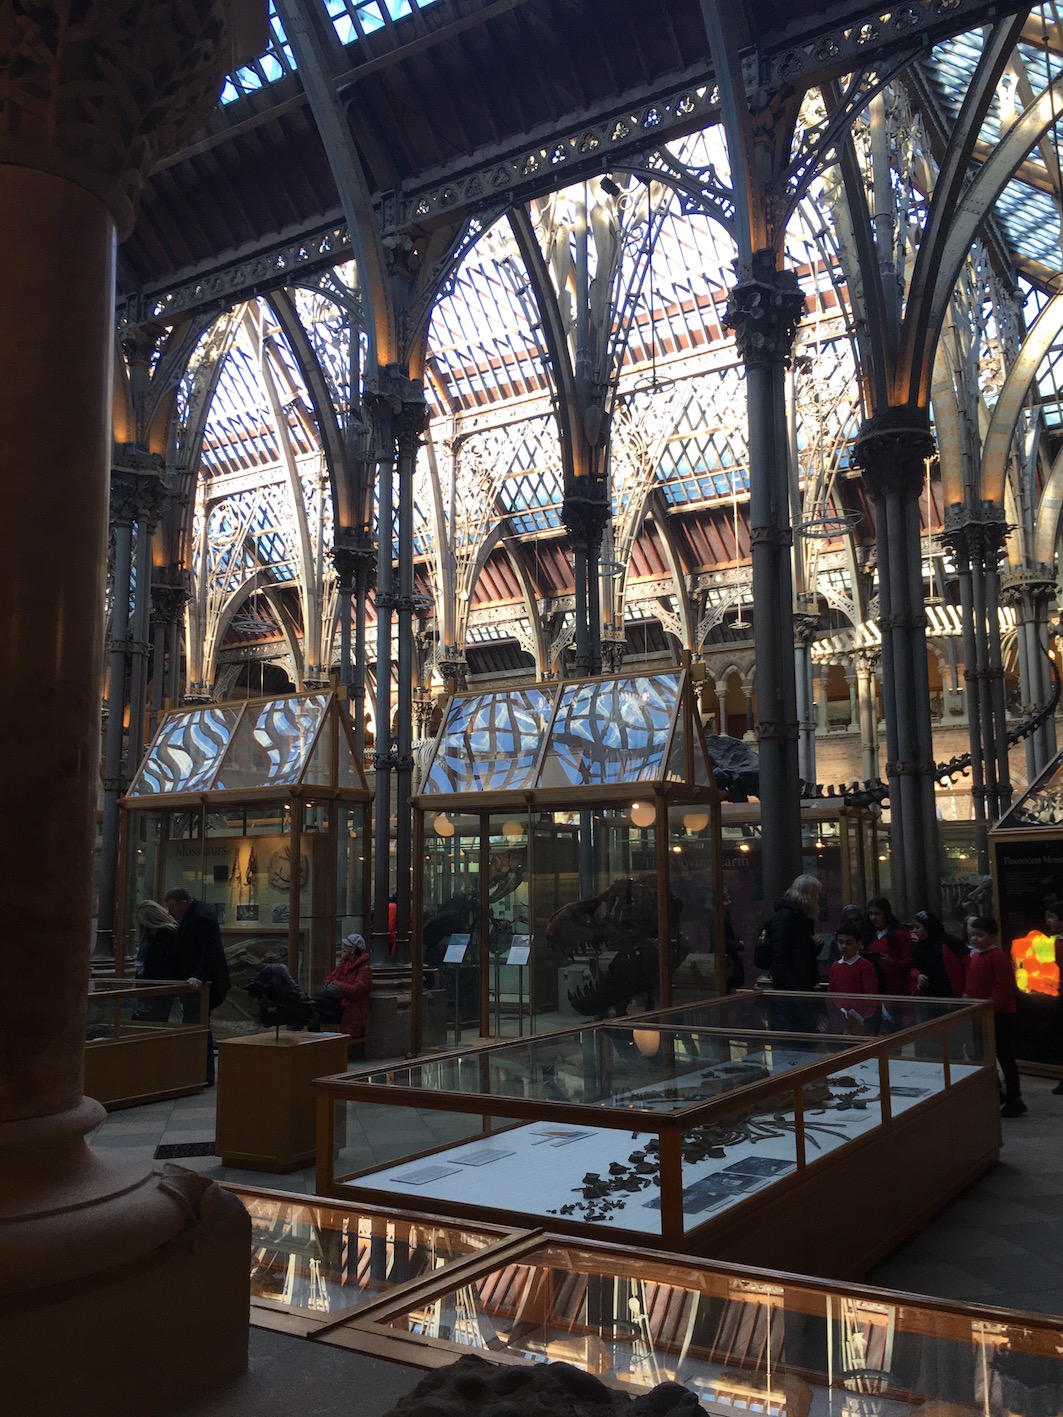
[118,691,372,1029]
[315,990,1000,1276]
[413,670,724,1049]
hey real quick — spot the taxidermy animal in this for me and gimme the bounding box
[247,963,317,1035]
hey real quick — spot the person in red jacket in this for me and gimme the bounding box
[829,924,880,1033]
[964,914,1026,1117]
[865,896,913,996]
[320,933,372,1038]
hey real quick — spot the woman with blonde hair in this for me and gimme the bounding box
[763,873,824,1030]
[133,899,178,1020]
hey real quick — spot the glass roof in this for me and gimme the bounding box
[420,671,713,799]
[127,692,366,798]
[221,0,445,105]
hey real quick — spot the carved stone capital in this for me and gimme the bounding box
[330,539,376,591]
[724,252,805,369]
[749,524,793,549]
[792,613,819,646]
[756,720,800,742]
[0,1,254,237]
[852,410,935,500]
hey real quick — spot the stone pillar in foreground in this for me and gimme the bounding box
[0,4,262,1411]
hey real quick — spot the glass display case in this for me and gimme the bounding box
[413,671,723,1049]
[84,979,211,1108]
[117,691,372,1033]
[990,750,1063,1074]
[721,803,881,980]
[314,992,998,1276]
[230,1186,1063,1417]
[228,1185,517,1334]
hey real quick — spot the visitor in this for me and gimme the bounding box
[865,895,913,996]
[965,913,1026,1118]
[828,923,880,1033]
[723,886,745,992]
[319,932,372,1039]
[764,873,823,1032]
[910,909,967,998]
[164,886,231,1086]
[132,899,178,1022]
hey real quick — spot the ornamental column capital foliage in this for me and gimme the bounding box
[851,408,936,500]
[0,0,264,237]
[723,249,805,369]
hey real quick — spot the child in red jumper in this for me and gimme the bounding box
[829,925,880,1034]
[964,914,1026,1117]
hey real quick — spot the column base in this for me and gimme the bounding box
[367,965,413,1059]
[0,1100,250,1414]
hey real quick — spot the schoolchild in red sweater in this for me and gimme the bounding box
[964,914,1026,1117]
[829,925,880,1033]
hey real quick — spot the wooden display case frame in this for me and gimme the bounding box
[84,980,210,1109]
[313,994,1000,1278]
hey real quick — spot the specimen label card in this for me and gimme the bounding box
[444,933,470,963]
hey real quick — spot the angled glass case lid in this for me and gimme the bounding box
[537,675,681,789]
[419,670,715,801]
[126,691,368,798]
[994,744,1063,829]
[213,691,329,790]
[127,703,243,796]
[422,686,554,794]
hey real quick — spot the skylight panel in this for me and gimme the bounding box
[222,2,298,105]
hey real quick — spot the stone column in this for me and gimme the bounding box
[814,665,830,734]
[394,386,428,973]
[125,459,168,780]
[94,471,137,961]
[794,607,818,789]
[855,651,880,786]
[0,6,255,1409]
[1002,563,1059,781]
[853,411,940,916]
[725,252,806,907]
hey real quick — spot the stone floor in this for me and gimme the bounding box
[88,1063,1063,1416]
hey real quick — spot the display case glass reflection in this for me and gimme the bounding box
[230,1189,504,1321]
[375,1240,1063,1416]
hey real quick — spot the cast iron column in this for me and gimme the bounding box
[853,411,940,916]
[367,381,397,967]
[724,252,805,908]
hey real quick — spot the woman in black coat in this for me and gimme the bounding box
[764,874,823,1031]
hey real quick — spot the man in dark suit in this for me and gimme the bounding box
[164,887,231,1086]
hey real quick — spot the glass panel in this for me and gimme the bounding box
[333,1099,487,1185]
[801,1059,883,1161]
[378,1239,1063,1412]
[301,710,334,787]
[537,675,680,789]
[343,1025,853,1111]
[668,803,720,1003]
[644,992,969,1034]
[680,1087,799,1226]
[128,705,242,795]
[948,1013,987,1082]
[213,693,329,790]
[486,814,532,1038]
[346,1114,664,1235]
[235,1193,501,1320]
[887,1036,947,1115]
[530,808,660,1023]
[422,811,482,1046]
[86,982,206,1035]
[423,688,553,794]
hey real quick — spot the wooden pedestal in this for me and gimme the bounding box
[215,1032,349,1172]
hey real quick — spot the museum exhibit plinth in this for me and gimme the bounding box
[413,670,724,1048]
[118,690,373,1017]
[990,748,1063,1076]
[216,1030,351,1171]
[313,991,999,1276]
[225,1182,1063,1415]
